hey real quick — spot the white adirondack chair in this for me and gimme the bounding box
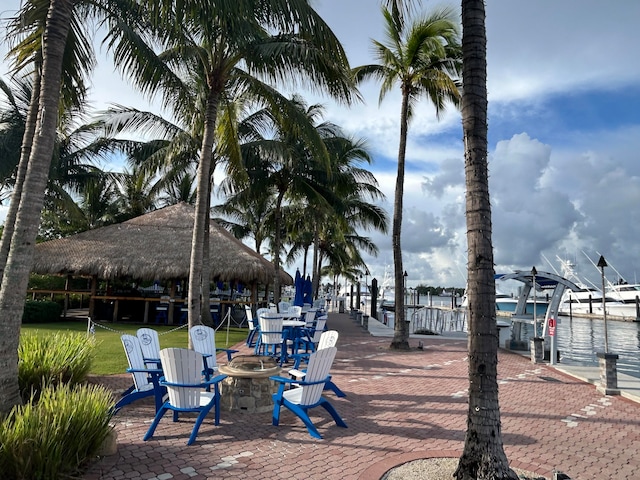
[115,334,165,413]
[271,347,347,439]
[278,301,291,314]
[302,309,318,327]
[255,314,284,361]
[136,328,161,368]
[288,330,345,398]
[189,325,237,379]
[143,348,227,445]
[245,305,258,347]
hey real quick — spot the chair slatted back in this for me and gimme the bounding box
[278,301,291,314]
[303,309,317,327]
[137,328,161,364]
[288,305,302,318]
[299,347,337,405]
[189,325,218,368]
[245,305,256,331]
[121,334,154,392]
[317,330,339,350]
[310,317,327,344]
[258,314,283,346]
[160,348,203,409]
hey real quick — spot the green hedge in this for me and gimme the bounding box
[0,331,113,479]
[22,300,62,323]
[0,383,114,480]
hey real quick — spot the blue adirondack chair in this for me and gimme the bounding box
[115,334,165,413]
[143,348,227,445]
[271,346,347,439]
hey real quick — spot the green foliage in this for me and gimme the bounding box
[28,274,89,290]
[22,300,62,323]
[0,383,114,480]
[21,321,247,375]
[18,332,95,403]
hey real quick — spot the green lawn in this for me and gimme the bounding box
[21,321,248,375]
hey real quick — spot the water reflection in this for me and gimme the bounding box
[556,315,640,378]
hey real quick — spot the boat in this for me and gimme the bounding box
[606,282,640,305]
[555,258,637,317]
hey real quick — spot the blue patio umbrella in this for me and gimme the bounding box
[303,275,313,304]
[293,269,304,306]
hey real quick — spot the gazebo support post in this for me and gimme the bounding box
[168,281,177,325]
[88,276,98,320]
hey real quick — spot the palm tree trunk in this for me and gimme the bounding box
[272,190,286,305]
[390,89,409,350]
[0,0,73,414]
[455,1,517,478]
[0,59,41,281]
[188,87,219,331]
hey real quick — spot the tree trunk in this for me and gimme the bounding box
[272,190,286,305]
[0,0,73,415]
[188,86,219,332]
[0,59,41,281]
[455,1,517,478]
[390,88,410,350]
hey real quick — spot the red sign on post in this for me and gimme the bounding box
[548,318,556,336]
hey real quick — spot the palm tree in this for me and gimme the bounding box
[353,6,462,350]
[107,1,356,326]
[454,1,517,478]
[0,0,78,413]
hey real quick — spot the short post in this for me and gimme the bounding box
[530,337,544,364]
[596,352,620,396]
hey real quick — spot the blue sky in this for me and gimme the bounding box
[2,0,640,290]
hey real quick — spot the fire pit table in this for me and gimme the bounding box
[218,355,282,413]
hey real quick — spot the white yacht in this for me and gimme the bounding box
[556,258,636,317]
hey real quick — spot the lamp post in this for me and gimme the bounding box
[531,266,537,335]
[597,255,609,354]
[530,266,544,364]
[596,255,620,395]
[403,271,408,299]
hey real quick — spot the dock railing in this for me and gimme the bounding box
[409,305,468,335]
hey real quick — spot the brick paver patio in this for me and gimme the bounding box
[84,312,640,480]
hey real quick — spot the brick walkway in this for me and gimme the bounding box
[84,313,640,480]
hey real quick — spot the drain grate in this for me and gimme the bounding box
[538,376,563,383]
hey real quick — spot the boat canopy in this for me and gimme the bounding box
[495,270,581,292]
[494,270,582,337]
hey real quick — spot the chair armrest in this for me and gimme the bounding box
[126,367,162,375]
[271,375,329,387]
[288,369,306,378]
[269,375,298,385]
[161,374,227,388]
[216,348,239,361]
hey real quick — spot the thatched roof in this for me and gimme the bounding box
[32,202,292,285]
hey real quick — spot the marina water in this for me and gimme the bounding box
[555,314,640,379]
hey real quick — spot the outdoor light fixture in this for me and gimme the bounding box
[531,266,538,336]
[597,255,609,353]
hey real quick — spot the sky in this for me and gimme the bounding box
[1,0,640,291]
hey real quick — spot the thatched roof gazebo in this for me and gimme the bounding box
[31,202,291,322]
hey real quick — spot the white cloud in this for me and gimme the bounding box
[2,0,640,289]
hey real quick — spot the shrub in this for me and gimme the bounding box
[0,383,114,480]
[22,300,62,324]
[18,332,96,403]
